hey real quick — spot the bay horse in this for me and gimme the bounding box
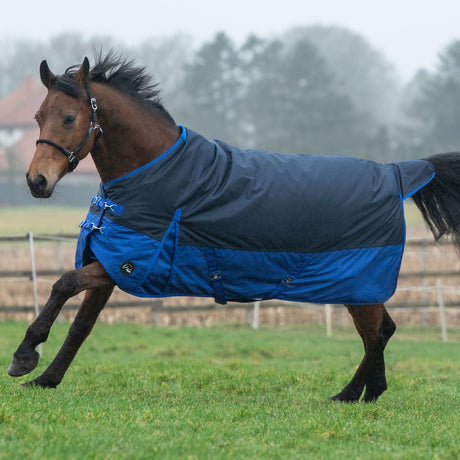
[8,54,460,402]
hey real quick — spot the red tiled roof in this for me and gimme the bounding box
[0,126,97,173]
[0,78,97,174]
[0,78,46,129]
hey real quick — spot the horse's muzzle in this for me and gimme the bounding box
[26,173,52,198]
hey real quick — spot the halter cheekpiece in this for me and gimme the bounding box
[36,85,102,172]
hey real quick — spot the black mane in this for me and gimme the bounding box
[53,51,175,126]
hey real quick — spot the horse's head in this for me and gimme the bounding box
[27,57,101,198]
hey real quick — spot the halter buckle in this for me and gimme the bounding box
[93,123,103,135]
[67,152,76,164]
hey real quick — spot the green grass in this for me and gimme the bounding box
[0,206,86,235]
[0,323,458,459]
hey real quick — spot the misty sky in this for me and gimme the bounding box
[1,0,459,81]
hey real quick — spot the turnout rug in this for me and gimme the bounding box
[76,126,435,305]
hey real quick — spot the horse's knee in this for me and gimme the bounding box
[23,271,80,344]
[51,270,80,299]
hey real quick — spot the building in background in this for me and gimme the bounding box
[0,78,98,206]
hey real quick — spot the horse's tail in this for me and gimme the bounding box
[412,152,460,251]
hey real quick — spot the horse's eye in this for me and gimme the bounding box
[63,114,76,126]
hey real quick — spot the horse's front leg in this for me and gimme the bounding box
[23,284,114,388]
[8,261,113,378]
[331,304,396,402]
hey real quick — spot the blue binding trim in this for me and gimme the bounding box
[383,162,436,201]
[402,171,436,200]
[103,126,187,187]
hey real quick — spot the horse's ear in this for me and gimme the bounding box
[74,57,90,85]
[40,60,56,88]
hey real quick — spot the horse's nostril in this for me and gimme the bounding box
[36,174,47,189]
[27,173,49,197]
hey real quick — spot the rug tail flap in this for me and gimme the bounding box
[386,160,436,200]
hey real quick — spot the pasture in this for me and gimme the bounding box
[0,206,86,235]
[0,206,459,458]
[0,322,459,459]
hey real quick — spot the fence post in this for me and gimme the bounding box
[252,301,260,330]
[56,233,63,273]
[28,232,42,356]
[56,234,63,324]
[436,278,448,343]
[325,304,333,337]
[419,242,427,326]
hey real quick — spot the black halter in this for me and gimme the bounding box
[36,85,102,172]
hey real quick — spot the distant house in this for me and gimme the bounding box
[0,78,97,206]
[0,77,45,172]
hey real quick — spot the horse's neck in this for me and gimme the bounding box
[89,84,180,184]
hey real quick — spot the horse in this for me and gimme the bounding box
[8,53,460,402]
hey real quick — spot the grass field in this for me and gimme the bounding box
[0,206,86,235]
[0,323,458,459]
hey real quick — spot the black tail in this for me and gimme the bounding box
[412,152,460,251]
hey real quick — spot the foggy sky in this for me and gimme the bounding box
[1,0,459,81]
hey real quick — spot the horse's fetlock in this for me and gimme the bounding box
[331,383,364,402]
[26,320,52,342]
[385,319,396,339]
[363,383,387,402]
[22,375,58,389]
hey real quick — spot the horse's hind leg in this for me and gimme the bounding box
[23,285,114,388]
[331,304,396,402]
[8,262,113,377]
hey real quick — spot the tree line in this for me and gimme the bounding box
[2,26,460,162]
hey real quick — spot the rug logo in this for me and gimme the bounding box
[120,261,135,276]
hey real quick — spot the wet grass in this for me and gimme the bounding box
[0,322,459,459]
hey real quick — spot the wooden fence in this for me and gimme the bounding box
[0,233,459,341]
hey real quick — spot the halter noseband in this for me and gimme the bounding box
[36,85,103,172]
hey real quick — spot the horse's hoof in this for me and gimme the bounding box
[329,382,365,402]
[21,377,57,389]
[363,386,386,403]
[7,351,40,377]
[329,391,361,403]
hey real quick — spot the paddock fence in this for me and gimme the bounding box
[1,232,459,341]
